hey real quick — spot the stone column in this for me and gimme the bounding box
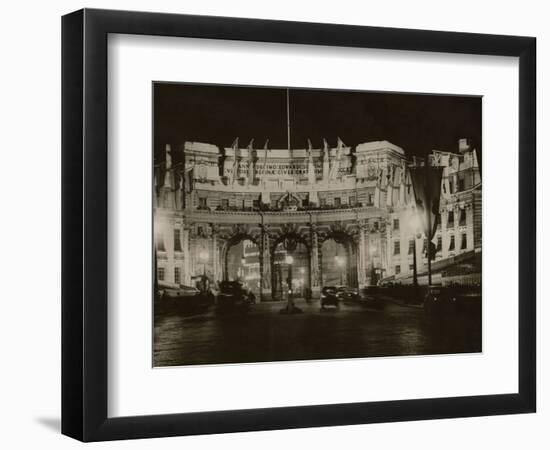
[357,222,367,288]
[211,227,220,283]
[182,224,191,286]
[261,225,272,301]
[309,224,321,299]
[385,220,392,277]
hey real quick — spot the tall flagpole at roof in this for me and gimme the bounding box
[286,88,291,151]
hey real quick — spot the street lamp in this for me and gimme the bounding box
[283,254,295,309]
[405,207,422,299]
[285,254,294,296]
[197,249,209,293]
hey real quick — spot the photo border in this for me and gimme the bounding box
[62,8,536,441]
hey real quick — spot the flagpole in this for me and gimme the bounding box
[286,88,291,151]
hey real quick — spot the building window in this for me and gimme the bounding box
[461,233,467,250]
[349,196,356,206]
[458,177,465,192]
[393,219,400,230]
[437,235,442,252]
[449,235,456,251]
[368,193,374,205]
[198,197,207,208]
[394,240,400,255]
[395,265,401,275]
[459,208,467,226]
[174,229,182,252]
[320,197,326,207]
[241,199,246,209]
[253,199,260,209]
[156,234,165,252]
[447,210,454,228]
[373,221,379,231]
[408,239,414,254]
[174,267,181,284]
[334,197,341,206]
[409,264,414,271]
[158,267,165,281]
[221,198,229,208]
[302,196,309,207]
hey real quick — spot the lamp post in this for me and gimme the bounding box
[404,206,423,304]
[285,254,294,298]
[300,267,306,297]
[405,207,422,287]
[199,249,208,276]
[412,236,418,287]
[199,249,209,292]
[278,254,300,314]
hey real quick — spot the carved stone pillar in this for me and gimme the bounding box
[211,226,220,283]
[260,225,272,301]
[385,219,393,277]
[309,224,320,299]
[182,224,191,285]
[357,222,367,288]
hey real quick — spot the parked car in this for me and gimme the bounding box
[217,281,253,312]
[320,286,340,310]
[336,286,360,303]
[159,284,214,313]
[423,285,457,315]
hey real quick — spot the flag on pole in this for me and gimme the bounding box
[230,137,239,184]
[409,161,443,260]
[475,144,481,177]
[246,139,255,184]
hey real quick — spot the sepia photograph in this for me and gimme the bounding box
[153,83,482,367]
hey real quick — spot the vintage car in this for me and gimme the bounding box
[336,286,360,303]
[424,284,481,316]
[158,284,215,313]
[320,286,340,310]
[423,285,458,315]
[217,281,254,312]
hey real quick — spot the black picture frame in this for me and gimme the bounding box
[62,8,536,442]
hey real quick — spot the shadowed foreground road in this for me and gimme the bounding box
[154,299,481,367]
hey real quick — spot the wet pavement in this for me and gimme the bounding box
[154,298,481,367]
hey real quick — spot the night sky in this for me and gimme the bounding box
[153,82,481,161]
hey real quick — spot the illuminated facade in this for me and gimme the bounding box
[154,137,481,299]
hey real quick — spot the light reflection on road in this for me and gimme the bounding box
[154,299,481,367]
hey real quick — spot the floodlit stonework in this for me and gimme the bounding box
[154,138,481,300]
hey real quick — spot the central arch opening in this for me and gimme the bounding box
[271,237,310,300]
[320,234,358,288]
[224,238,260,298]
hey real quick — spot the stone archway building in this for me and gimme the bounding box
[154,138,481,299]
